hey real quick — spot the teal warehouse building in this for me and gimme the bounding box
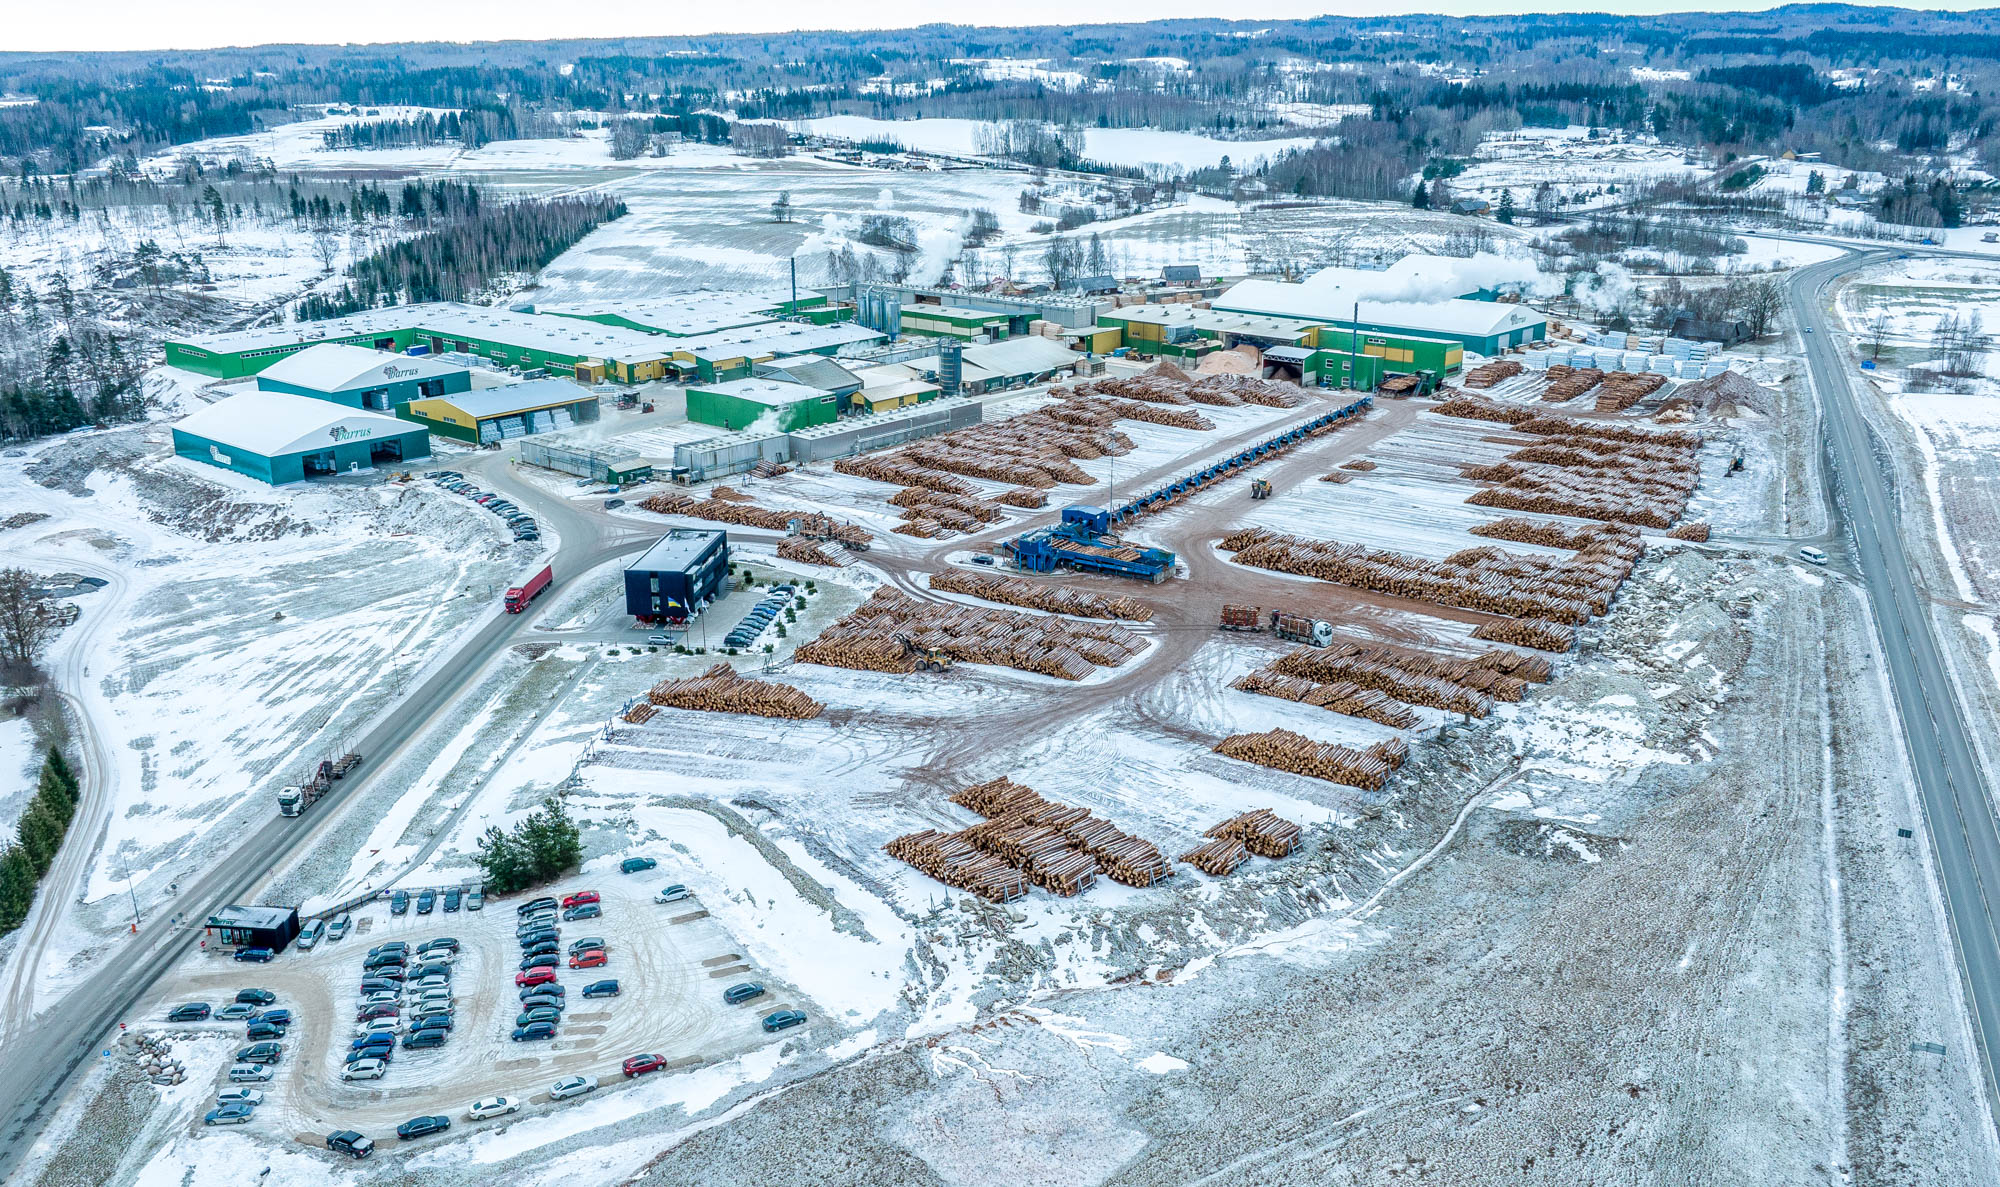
[172,391,432,485]
[253,342,470,411]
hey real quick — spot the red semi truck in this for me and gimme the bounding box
[505,565,553,613]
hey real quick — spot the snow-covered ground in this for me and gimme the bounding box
[789,115,1322,172]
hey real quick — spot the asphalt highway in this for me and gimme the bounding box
[0,462,656,1181]
[1790,249,2000,1122]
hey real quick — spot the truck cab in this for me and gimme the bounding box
[277,786,303,817]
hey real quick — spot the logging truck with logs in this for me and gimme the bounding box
[1218,605,1334,647]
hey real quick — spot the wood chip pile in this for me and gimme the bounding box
[1472,618,1578,652]
[1542,365,1605,401]
[1220,527,1631,625]
[1593,370,1668,413]
[797,587,1144,679]
[928,569,1155,621]
[1179,837,1251,876]
[1462,360,1524,388]
[1229,667,1421,730]
[637,492,875,546]
[1205,809,1303,858]
[1212,728,1403,791]
[776,537,843,566]
[883,831,1029,902]
[643,663,824,719]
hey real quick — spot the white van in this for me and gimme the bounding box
[1799,546,1829,566]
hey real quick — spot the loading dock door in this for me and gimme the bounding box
[301,450,337,476]
[370,439,403,464]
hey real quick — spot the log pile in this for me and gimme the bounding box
[777,537,843,566]
[929,569,1155,621]
[637,492,876,546]
[1066,372,1309,409]
[1205,809,1303,858]
[1179,837,1251,876]
[946,778,1173,890]
[1462,359,1524,389]
[884,830,1029,902]
[1230,667,1421,730]
[889,486,1004,523]
[645,663,824,719]
[1472,618,1577,652]
[1318,471,1352,483]
[832,455,980,496]
[1341,459,1378,471]
[797,587,1144,679]
[1212,728,1397,791]
[622,702,656,725]
[1541,365,1604,402]
[1593,370,1668,413]
[893,519,940,539]
[899,502,982,534]
[1469,517,1644,554]
[1433,397,1535,425]
[1452,414,1705,529]
[1667,521,1711,542]
[999,488,1048,509]
[1271,646,1498,717]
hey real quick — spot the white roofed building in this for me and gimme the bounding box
[171,391,432,484]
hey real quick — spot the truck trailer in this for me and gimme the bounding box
[1216,605,1334,647]
[505,565,553,613]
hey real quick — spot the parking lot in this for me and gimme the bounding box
[151,874,809,1147]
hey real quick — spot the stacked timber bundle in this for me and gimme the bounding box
[893,519,941,538]
[998,488,1047,509]
[646,663,823,720]
[1468,518,1645,555]
[1179,838,1251,876]
[1318,471,1352,484]
[1514,415,1700,449]
[1272,646,1496,717]
[1433,397,1535,425]
[1369,737,1410,769]
[1542,365,1605,402]
[901,503,982,533]
[1462,359,1524,389]
[622,702,657,725]
[637,492,876,544]
[1206,809,1303,858]
[1230,668,1421,730]
[776,537,843,566]
[798,587,1143,679]
[1066,372,1307,410]
[884,831,1028,902]
[952,777,1046,817]
[888,486,1004,523]
[1594,370,1668,413]
[929,568,1155,621]
[1667,521,1711,542]
[1213,728,1395,791]
[832,456,981,496]
[1095,398,1215,431]
[949,778,1172,888]
[1472,618,1577,652]
[1340,459,1377,471]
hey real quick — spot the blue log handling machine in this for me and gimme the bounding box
[1004,506,1178,583]
[1097,394,1372,526]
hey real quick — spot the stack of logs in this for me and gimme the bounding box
[1206,809,1303,858]
[835,400,1142,493]
[1318,471,1352,484]
[883,831,1029,902]
[797,587,1144,679]
[1179,838,1250,877]
[776,537,844,566]
[889,486,1004,523]
[1667,521,1711,542]
[640,663,823,720]
[929,569,1154,621]
[1469,517,1643,554]
[1270,639,1553,717]
[1472,618,1577,652]
[952,777,1172,890]
[637,492,875,547]
[884,777,1172,900]
[1212,728,1405,791]
[1065,370,1309,409]
[1461,360,1524,389]
[1437,405,1704,529]
[1593,370,1668,413]
[1230,667,1420,729]
[621,702,657,724]
[1542,365,1604,402]
[1341,459,1377,472]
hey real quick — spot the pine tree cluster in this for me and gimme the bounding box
[0,747,81,935]
[474,796,584,894]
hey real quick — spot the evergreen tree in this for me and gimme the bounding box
[1496,188,1516,224]
[17,801,63,873]
[474,825,531,893]
[1411,180,1430,210]
[44,746,75,796]
[0,845,36,932]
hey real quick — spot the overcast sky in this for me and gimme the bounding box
[8,0,1987,54]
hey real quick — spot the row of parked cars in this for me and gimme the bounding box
[432,471,538,544]
[724,585,798,651]
[344,936,462,1081]
[165,988,294,1093]
[512,892,621,1042]
[389,886,481,916]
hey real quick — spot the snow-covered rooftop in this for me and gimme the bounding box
[254,342,463,393]
[695,377,823,407]
[435,378,596,418]
[173,391,417,456]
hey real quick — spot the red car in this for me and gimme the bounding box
[569,949,607,970]
[515,967,557,988]
[622,1053,666,1078]
[561,891,599,909]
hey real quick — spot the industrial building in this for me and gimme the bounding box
[1095,304,1317,360]
[666,321,883,384]
[753,356,864,402]
[172,392,432,484]
[686,378,841,433]
[625,529,729,623]
[204,904,301,953]
[518,439,653,485]
[535,288,846,336]
[900,304,1015,341]
[1212,271,1546,356]
[396,378,602,444]
[253,343,470,411]
[890,338,1080,395]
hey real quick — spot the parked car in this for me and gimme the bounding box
[519,993,565,1014]
[520,954,560,973]
[341,1058,388,1082]
[369,966,407,982]
[516,1007,562,1027]
[467,1096,521,1121]
[251,1009,293,1027]
[511,1021,557,1042]
[352,1033,396,1051]
[620,857,657,874]
[204,1104,256,1126]
[416,890,436,914]
[409,963,452,981]
[761,1010,808,1033]
[518,897,559,916]
[549,1075,598,1101]
[568,937,605,954]
[390,891,410,915]
[521,940,559,958]
[326,914,352,941]
[582,979,620,999]
[358,979,402,996]
[516,967,557,988]
[229,1064,275,1083]
[563,904,601,922]
[167,1003,211,1022]
[369,941,409,956]
[603,497,625,509]
[569,949,607,970]
[326,1130,376,1160]
[233,947,274,963]
[519,981,565,1001]
[235,988,276,1005]
[466,891,484,911]
[421,937,460,954]
[217,1088,265,1107]
[235,1042,284,1064]
[517,927,558,946]
[295,920,325,951]
[655,884,690,904]
[402,1028,449,1050]
[443,890,462,912]
[561,891,600,909]
[356,1004,399,1022]
[723,983,766,1005]
[411,1012,453,1032]
[245,1022,287,1042]
[622,1053,667,1078]
[216,1002,257,1021]
[396,1115,451,1141]
[355,1018,399,1037]
[1800,545,1829,566]
[364,951,406,970]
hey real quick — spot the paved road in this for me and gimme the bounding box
[1790,249,2000,1121]
[0,465,655,1182]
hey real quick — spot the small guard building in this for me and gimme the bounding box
[205,904,301,953]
